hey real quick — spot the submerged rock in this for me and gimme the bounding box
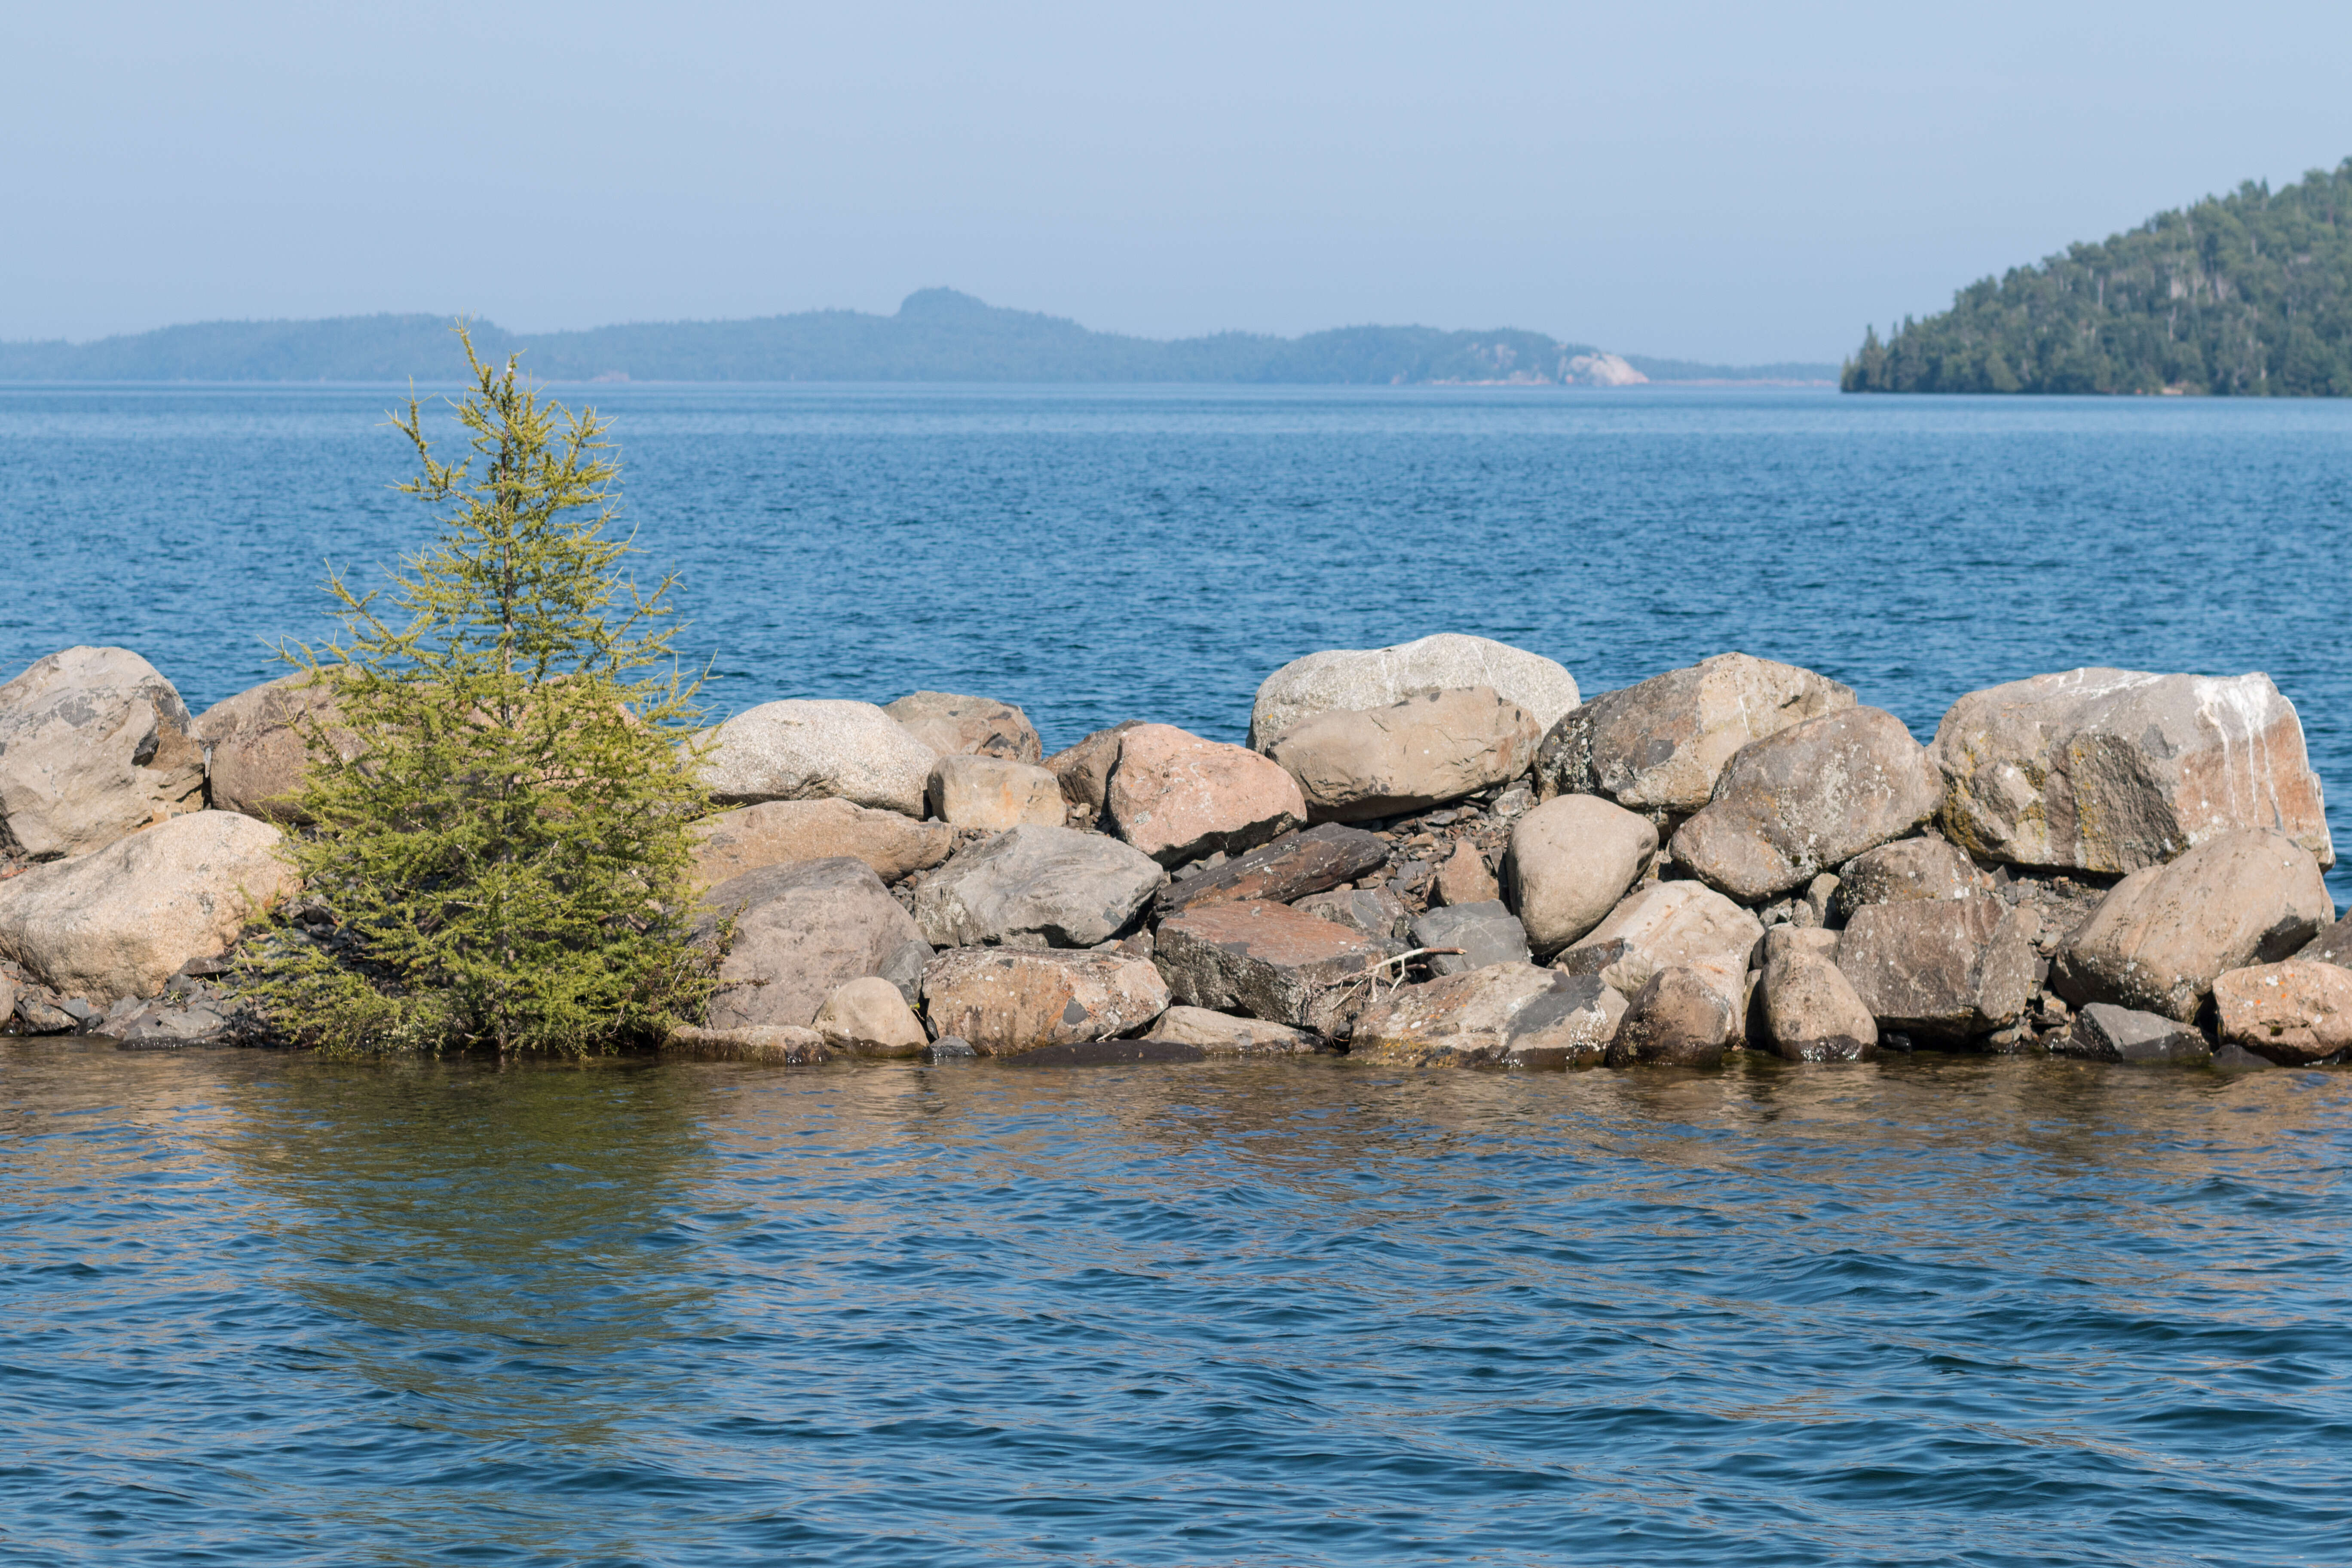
[1351,963,1623,1069]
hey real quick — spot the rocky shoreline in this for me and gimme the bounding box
[4,634,2348,1071]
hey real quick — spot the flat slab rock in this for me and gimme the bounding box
[1144,1004,1321,1055]
[2055,1003,2210,1064]
[1153,899,1393,1035]
[666,1024,829,1064]
[1932,668,2335,873]
[1157,822,1387,916]
[1351,963,1623,1069]
[691,798,954,888]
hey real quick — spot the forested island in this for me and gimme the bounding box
[0,290,1832,386]
[1844,159,2352,395]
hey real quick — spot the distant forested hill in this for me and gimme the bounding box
[0,289,1831,386]
[1844,159,2352,395]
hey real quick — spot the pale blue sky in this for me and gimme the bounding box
[5,1,2348,361]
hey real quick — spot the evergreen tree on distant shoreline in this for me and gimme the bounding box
[252,326,715,1055]
[1844,159,2352,396]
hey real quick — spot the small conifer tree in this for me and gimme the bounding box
[257,326,714,1055]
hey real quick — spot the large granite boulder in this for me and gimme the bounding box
[883,691,1042,763]
[1351,964,1623,1069]
[1142,1005,1320,1056]
[0,646,207,860]
[190,671,362,823]
[2211,960,2352,1066]
[0,812,297,1004]
[2051,829,2333,1021]
[920,947,1170,1056]
[698,856,925,1029]
[1670,707,1943,903]
[1247,633,1580,751]
[1754,950,1877,1061]
[1043,720,1145,830]
[1507,793,1659,955]
[1830,836,1989,921]
[1606,968,1737,1067]
[1153,899,1392,1035]
[1533,653,1855,817]
[1833,895,2036,1044]
[701,700,936,817]
[689,798,954,889]
[926,755,1065,831]
[812,976,930,1058]
[1555,880,1764,1003]
[1410,900,1532,975]
[2056,1002,2211,1063]
[1105,724,1305,866]
[913,825,1165,949]
[1931,668,2334,873]
[1264,687,1542,823]
[1157,823,1387,917]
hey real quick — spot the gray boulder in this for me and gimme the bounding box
[701,699,937,817]
[190,671,362,823]
[699,857,925,1029]
[920,947,1170,1056]
[1534,652,1855,817]
[0,810,299,1004]
[1831,837,1988,921]
[1248,632,1580,751]
[1932,668,2334,873]
[1507,793,1658,954]
[812,976,930,1058]
[2051,829,2333,1021]
[1410,900,1532,975]
[1834,895,2038,1044]
[1265,687,1543,823]
[883,691,1042,763]
[0,646,207,860]
[1291,885,1413,943]
[913,825,1165,949]
[2057,1002,2210,1063]
[1153,899,1392,1035]
[1670,707,1944,903]
[1352,964,1623,1069]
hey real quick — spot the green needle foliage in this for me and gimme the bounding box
[255,325,715,1055]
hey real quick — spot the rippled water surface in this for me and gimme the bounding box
[5,1044,2348,1566]
[6,386,2352,1562]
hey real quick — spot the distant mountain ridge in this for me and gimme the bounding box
[1845,158,2352,395]
[0,289,1834,386]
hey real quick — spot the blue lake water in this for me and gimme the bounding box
[4,384,2352,1564]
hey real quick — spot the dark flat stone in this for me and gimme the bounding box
[1000,1038,1205,1066]
[1156,824,1387,916]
